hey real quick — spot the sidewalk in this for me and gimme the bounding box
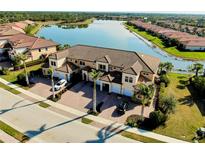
[0,77,188,143]
[0,130,19,143]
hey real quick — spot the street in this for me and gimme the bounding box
[0,88,138,143]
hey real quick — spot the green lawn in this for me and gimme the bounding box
[121,131,164,143]
[0,64,42,89]
[0,120,29,142]
[65,18,94,26]
[81,117,93,124]
[0,82,20,94]
[38,102,51,108]
[125,24,205,61]
[153,73,205,142]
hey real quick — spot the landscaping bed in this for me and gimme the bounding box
[0,82,21,94]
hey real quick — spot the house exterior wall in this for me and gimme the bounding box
[49,57,66,69]
[96,62,109,72]
[30,46,57,61]
[184,45,205,51]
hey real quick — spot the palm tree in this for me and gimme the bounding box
[164,62,174,73]
[89,69,103,113]
[48,67,55,100]
[158,62,174,75]
[138,84,153,116]
[189,63,204,77]
[16,54,29,86]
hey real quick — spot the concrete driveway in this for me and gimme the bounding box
[29,79,154,123]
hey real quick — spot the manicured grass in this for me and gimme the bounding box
[81,117,93,124]
[125,24,205,61]
[121,131,164,143]
[0,64,42,89]
[153,73,205,142]
[38,102,51,108]
[0,120,29,142]
[0,82,21,94]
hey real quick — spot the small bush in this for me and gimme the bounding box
[1,68,10,75]
[160,74,170,87]
[149,110,167,128]
[81,118,93,124]
[126,115,144,127]
[17,73,29,86]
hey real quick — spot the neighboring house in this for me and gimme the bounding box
[0,33,58,62]
[43,45,160,97]
[130,20,205,51]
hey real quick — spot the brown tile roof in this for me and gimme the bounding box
[100,71,122,84]
[56,62,78,73]
[50,45,160,75]
[5,34,57,49]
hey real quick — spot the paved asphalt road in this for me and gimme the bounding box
[0,88,138,143]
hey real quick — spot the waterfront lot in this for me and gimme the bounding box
[28,78,154,123]
[154,73,205,142]
[125,24,205,61]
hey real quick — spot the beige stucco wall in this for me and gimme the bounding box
[30,46,56,61]
[49,57,66,69]
[96,62,109,72]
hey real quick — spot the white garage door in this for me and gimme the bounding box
[123,88,134,97]
[112,84,121,94]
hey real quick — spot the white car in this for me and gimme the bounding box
[54,79,67,91]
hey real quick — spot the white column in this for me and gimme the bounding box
[100,82,103,91]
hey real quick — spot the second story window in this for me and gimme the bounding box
[125,76,129,82]
[99,64,106,71]
[125,76,133,83]
[51,61,56,66]
[39,49,41,52]
[80,61,85,66]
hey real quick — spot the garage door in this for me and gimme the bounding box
[123,88,134,97]
[112,84,121,94]
[53,71,65,79]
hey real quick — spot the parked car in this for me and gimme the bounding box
[116,101,128,115]
[54,79,67,91]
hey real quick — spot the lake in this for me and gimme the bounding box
[37,20,205,71]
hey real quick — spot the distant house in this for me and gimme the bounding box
[130,20,205,51]
[43,45,160,97]
[0,33,58,62]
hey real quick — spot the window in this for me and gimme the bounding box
[129,77,133,83]
[51,61,56,66]
[125,76,129,82]
[80,61,85,66]
[75,60,77,63]
[125,76,133,83]
[99,64,106,71]
[38,49,41,52]
[45,48,48,51]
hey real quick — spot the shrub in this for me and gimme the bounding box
[160,74,170,87]
[159,95,177,114]
[126,115,144,127]
[191,76,205,98]
[149,110,167,128]
[0,68,10,75]
[17,73,29,86]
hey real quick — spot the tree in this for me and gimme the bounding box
[15,54,29,86]
[48,67,55,100]
[89,69,103,113]
[158,62,174,75]
[159,95,177,114]
[160,74,170,87]
[138,84,153,116]
[149,110,167,128]
[189,63,204,77]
